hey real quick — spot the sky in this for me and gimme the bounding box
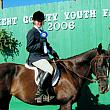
[3,0,65,8]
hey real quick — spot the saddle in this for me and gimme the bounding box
[32,59,61,87]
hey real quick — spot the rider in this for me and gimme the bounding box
[26,11,59,99]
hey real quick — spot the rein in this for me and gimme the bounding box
[53,59,96,82]
[53,55,109,83]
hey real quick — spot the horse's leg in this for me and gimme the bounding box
[0,94,12,110]
[59,100,72,110]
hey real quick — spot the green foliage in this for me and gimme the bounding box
[0,29,22,61]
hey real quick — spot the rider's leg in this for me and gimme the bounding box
[36,72,52,96]
[32,59,55,99]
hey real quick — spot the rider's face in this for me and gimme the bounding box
[33,20,43,28]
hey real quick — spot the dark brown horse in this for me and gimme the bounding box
[0,43,110,110]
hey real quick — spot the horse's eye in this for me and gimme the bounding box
[97,65,102,68]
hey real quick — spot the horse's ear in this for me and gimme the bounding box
[108,44,110,54]
[97,43,102,54]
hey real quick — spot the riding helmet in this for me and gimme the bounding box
[32,11,45,22]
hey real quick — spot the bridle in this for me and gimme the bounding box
[91,55,109,81]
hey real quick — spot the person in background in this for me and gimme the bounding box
[26,11,59,99]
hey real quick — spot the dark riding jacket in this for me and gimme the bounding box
[26,27,57,66]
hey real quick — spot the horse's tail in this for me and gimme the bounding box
[1,63,17,91]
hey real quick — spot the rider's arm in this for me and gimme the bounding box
[26,29,41,52]
[46,42,59,59]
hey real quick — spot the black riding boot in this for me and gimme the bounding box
[36,72,55,99]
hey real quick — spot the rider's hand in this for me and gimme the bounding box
[53,52,59,60]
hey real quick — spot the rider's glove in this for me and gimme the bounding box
[53,52,59,60]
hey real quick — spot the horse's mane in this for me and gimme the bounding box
[63,48,97,60]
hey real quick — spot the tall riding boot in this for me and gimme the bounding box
[36,72,53,98]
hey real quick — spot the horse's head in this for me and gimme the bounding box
[91,43,110,94]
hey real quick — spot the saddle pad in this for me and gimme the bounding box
[25,63,40,85]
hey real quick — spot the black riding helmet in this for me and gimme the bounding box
[32,11,45,22]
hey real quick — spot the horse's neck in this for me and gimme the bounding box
[65,49,97,64]
[61,49,97,79]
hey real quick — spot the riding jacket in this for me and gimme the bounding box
[26,27,57,66]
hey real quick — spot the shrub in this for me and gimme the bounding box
[0,29,21,61]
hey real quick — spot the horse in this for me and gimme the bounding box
[0,43,110,110]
